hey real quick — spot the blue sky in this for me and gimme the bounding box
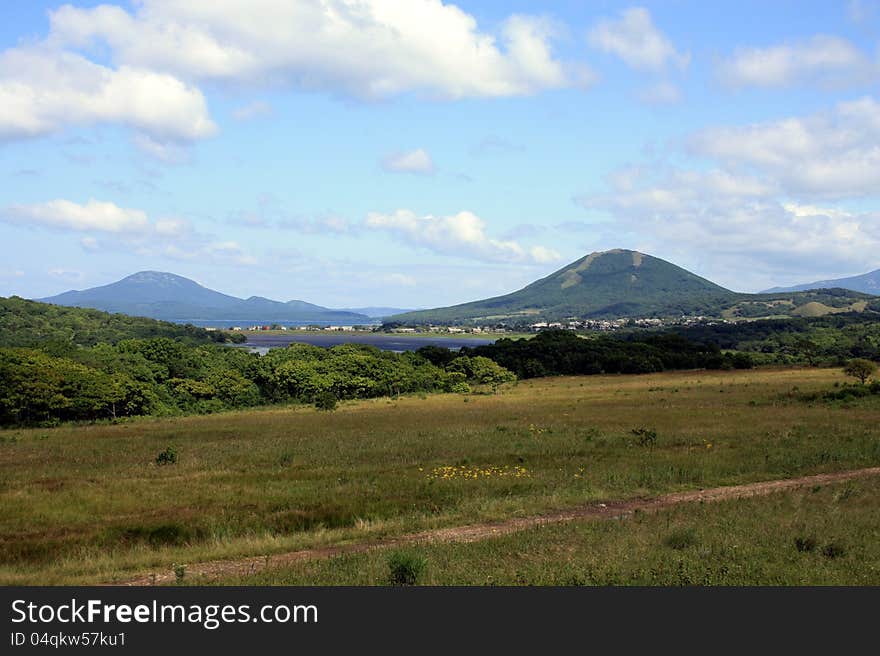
[2,1,880,307]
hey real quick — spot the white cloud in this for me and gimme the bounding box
[688,97,880,198]
[48,1,584,100]
[587,7,688,72]
[718,35,874,89]
[232,100,273,121]
[3,198,258,268]
[365,209,561,264]
[381,148,435,174]
[583,168,880,288]
[3,199,150,233]
[0,46,216,145]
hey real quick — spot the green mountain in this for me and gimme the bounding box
[36,271,371,324]
[390,249,876,325]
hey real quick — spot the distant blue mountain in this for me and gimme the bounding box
[762,269,880,295]
[37,271,371,323]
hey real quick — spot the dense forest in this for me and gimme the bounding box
[3,298,879,427]
[669,313,880,364]
[436,329,753,378]
[0,296,243,347]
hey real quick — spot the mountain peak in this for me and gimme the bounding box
[391,249,734,323]
[122,271,201,286]
[36,271,371,323]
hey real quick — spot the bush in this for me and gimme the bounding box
[387,550,427,586]
[632,427,657,448]
[794,536,817,553]
[314,391,338,411]
[664,527,698,550]
[822,542,846,559]
[155,445,178,466]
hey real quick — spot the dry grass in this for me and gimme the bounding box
[1,366,878,584]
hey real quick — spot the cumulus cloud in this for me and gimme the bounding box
[583,168,880,287]
[579,98,880,290]
[688,97,880,198]
[587,7,689,72]
[47,1,585,100]
[3,199,151,233]
[381,148,435,175]
[576,95,880,287]
[2,198,258,267]
[717,35,875,89]
[365,209,561,264]
[0,46,216,145]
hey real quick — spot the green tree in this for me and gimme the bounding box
[844,358,877,384]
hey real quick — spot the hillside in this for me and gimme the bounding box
[0,296,226,347]
[392,250,735,324]
[37,271,371,323]
[762,268,880,295]
[390,249,876,325]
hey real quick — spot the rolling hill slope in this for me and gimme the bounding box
[390,249,876,325]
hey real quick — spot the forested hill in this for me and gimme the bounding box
[390,249,877,325]
[391,249,737,324]
[0,296,232,348]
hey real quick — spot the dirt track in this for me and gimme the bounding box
[116,466,880,585]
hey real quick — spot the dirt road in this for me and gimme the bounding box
[116,466,880,585]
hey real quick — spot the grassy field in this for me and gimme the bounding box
[214,476,880,586]
[1,366,879,584]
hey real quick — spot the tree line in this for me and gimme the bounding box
[420,329,753,379]
[0,338,516,426]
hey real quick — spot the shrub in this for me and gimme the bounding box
[664,527,698,550]
[632,427,657,448]
[822,542,846,559]
[387,550,427,586]
[314,391,338,411]
[155,445,177,466]
[794,536,817,553]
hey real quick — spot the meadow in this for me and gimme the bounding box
[1,366,878,585]
[216,476,880,586]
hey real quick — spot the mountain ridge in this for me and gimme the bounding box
[762,268,880,295]
[37,271,371,323]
